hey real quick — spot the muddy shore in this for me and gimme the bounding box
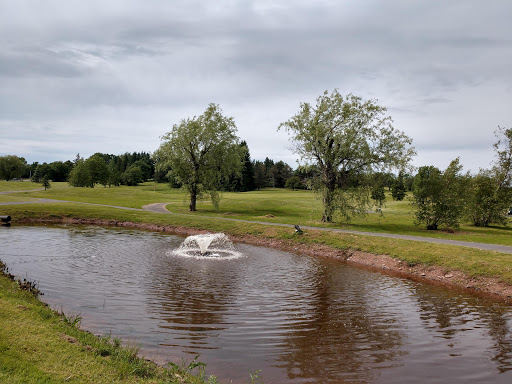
[14,216,512,303]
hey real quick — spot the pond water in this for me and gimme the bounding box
[1,225,512,383]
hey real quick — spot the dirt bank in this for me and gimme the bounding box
[14,216,512,303]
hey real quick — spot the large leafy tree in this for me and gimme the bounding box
[467,126,512,226]
[0,155,26,181]
[156,103,244,211]
[412,159,467,230]
[279,89,415,222]
[391,171,407,201]
[68,156,92,187]
[86,155,109,187]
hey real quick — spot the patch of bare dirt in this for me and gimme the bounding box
[15,216,512,303]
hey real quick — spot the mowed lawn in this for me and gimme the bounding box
[2,180,512,246]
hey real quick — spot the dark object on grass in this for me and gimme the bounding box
[294,225,303,235]
[1,215,11,225]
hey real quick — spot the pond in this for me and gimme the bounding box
[1,225,512,383]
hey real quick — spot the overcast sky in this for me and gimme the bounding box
[1,0,511,173]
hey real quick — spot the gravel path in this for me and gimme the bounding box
[0,188,45,194]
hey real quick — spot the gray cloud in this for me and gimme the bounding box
[1,0,511,173]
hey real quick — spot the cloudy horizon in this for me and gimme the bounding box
[1,0,511,173]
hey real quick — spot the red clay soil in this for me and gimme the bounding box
[15,217,512,303]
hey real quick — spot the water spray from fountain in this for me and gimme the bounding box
[172,233,242,259]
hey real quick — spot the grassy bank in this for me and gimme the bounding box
[9,181,512,245]
[0,262,220,383]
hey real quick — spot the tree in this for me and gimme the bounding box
[371,182,386,211]
[412,159,466,230]
[239,142,256,191]
[40,175,51,191]
[155,103,244,211]
[391,171,407,201]
[466,126,512,226]
[86,155,109,187]
[107,160,122,187]
[0,155,26,181]
[121,164,144,186]
[253,161,266,190]
[279,89,415,222]
[225,141,256,192]
[285,175,303,190]
[270,161,293,188]
[68,156,92,187]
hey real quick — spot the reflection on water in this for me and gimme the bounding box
[1,225,512,383]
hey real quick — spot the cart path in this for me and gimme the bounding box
[2,199,512,254]
[0,188,45,194]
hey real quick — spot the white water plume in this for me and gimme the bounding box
[173,233,242,260]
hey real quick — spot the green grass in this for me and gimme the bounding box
[18,182,184,208]
[15,184,512,243]
[0,195,40,203]
[0,269,220,383]
[0,180,43,191]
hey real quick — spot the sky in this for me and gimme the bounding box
[1,0,511,173]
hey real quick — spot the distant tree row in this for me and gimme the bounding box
[67,152,154,187]
[0,152,155,188]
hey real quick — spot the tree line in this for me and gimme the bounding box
[0,152,155,188]
[1,90,510,229]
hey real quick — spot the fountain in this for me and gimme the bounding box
[173,233,242,259]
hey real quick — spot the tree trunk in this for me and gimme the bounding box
[321,166,336,222]
[321,188,335,222]
[189,191,197,211]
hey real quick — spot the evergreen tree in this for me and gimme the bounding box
[253,161,266,190]
[40,175,51,191]
[371,183,386,211]
[391,171,407,201]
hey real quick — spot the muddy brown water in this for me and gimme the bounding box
[1,225,512,383]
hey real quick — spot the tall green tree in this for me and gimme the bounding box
[0,155,26,181]
[68,156,92,187]
[226,141,256,192]
[270,161,293,188]
[253,161,266,190]
[391,171,407,201]
[279,89,415,222]
[121,164,144,186]
[86,155,109,187]
[155,103,244,211]
[107,160,122,187]
[466,126,512,226]
[40,175,51,191]
[412,159,467,230]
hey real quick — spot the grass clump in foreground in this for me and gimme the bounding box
[0,262,219,384]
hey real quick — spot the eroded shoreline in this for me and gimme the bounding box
[13,216,512,303]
